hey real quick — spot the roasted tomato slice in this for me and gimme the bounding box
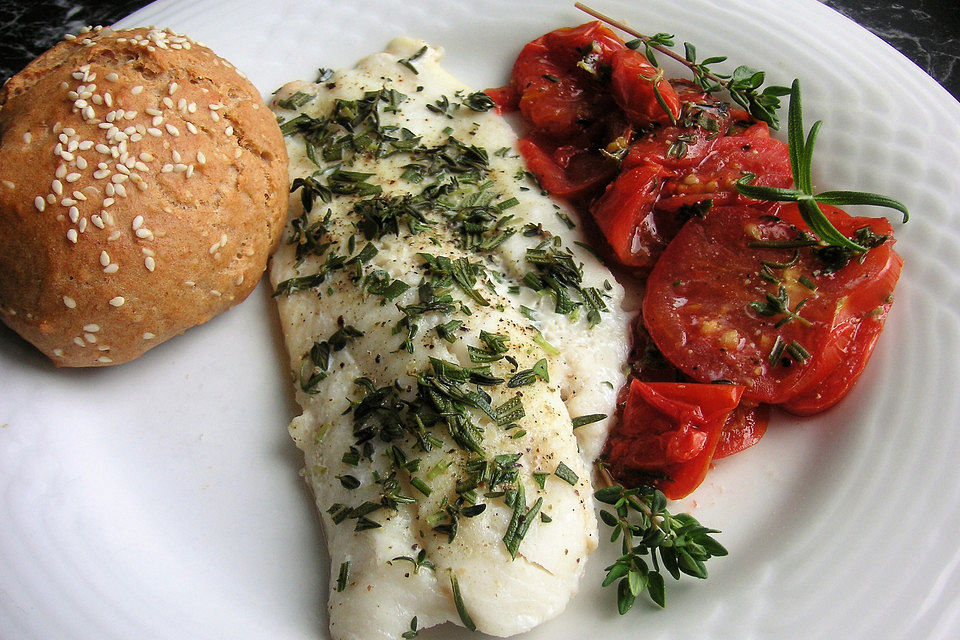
[642,205,901,407]
[517,136,618,200]
[510,22,624,139]
[604,380,744,499]
[609,48,681,127]
[655,127,792,212]
[588,164,672,270]
[713,402,770,459]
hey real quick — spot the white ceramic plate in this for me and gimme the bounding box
[2,1,959,638]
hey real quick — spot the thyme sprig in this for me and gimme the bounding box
[575,2,789,128]
[736,80,909,251]
[595,476,726,612]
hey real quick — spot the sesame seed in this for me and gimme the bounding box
[187,102,196,113]
[72,190,86,201]
[61,151,75,162]
[34,196,45,212]
[103,197,114,208]
[165,124,180,136]
[196,151,206,165]
[210,290,222,297]
[69,206,79,223]
[66,229,78,243]
[147,128,162,137]
[78,140,93,150]
[169,82,179,95]
[84,333,97,343]
[76,156,88,170]
[210,111,220,122]
[138,152,154,162]
[186,122,198,134]
[82,106,95,120]
[73,336,85,347]
[108,230,121,241]
[103,263,118,274]
[114,183,127,198]
[135,228,151,239]
[177,98,187,111]
[61,198,77,206]
[63,296,76,308]
[109,296,125,307]
[99,251,110,266]
[162,97,174,109]
[23,132,31,144]
[94,169,111,180]
[132,215,143,230]
[186,164,194,178]
[78,218,87,232]
[91,214,104,228]
[143,332,155,340]
[96,143,110,154]
[46,194,56,204]
[225,125,234,136]
[53,349,65,357]
[161,164,173,173]
[172,150,182,163]
[65,172,81,183]
[105,183,115,196]
[105,72,119,82]
[174,163,187,173]
[97,356,113,364]
[134,161,149,172]
[55,165,67,179]
[131,85,144,95]
[144,256,156,271]
[152,115,163,127]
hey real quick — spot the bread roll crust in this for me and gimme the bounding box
[0,26,288,366]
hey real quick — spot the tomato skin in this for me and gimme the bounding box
[642,205,901,408]
[714,402,770,459]
[517,135,618,200]
[541,21,626,67]
[610,48,681,127]
[774,203,903,414]
[604,380,744,499]
[589,165,670,269]
[483,84,519,113]
[510,22,624,139]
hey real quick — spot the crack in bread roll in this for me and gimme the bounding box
[0,26,288,367]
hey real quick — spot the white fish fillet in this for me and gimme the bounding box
[270,38,630,639]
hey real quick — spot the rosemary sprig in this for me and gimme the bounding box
[575,2,790,128]
[595,473,726,612]
[736,80,909,251]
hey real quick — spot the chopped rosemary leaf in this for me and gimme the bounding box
[555,461,579,486]
[450,572,477,632]
[572,413,607,429]
[502,482,543,559]
[336,561,350,592]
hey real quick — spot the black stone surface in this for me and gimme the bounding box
[1,0,958,100]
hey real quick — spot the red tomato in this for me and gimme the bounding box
[483,84,519,113]
[642,205,901,408]
[610,48,681,127]
[541,21,626,68]
[655,129,792,212]
[714,402,770,459]
[517,136,618,200]
[510,22,624,139]
[604,380,744,499]
[588,164,672,269]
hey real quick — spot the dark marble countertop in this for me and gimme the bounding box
[1,1,958,99]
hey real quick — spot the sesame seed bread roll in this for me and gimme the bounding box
[0,26,288,367]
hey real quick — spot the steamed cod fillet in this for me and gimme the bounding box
[270,39,630,639]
